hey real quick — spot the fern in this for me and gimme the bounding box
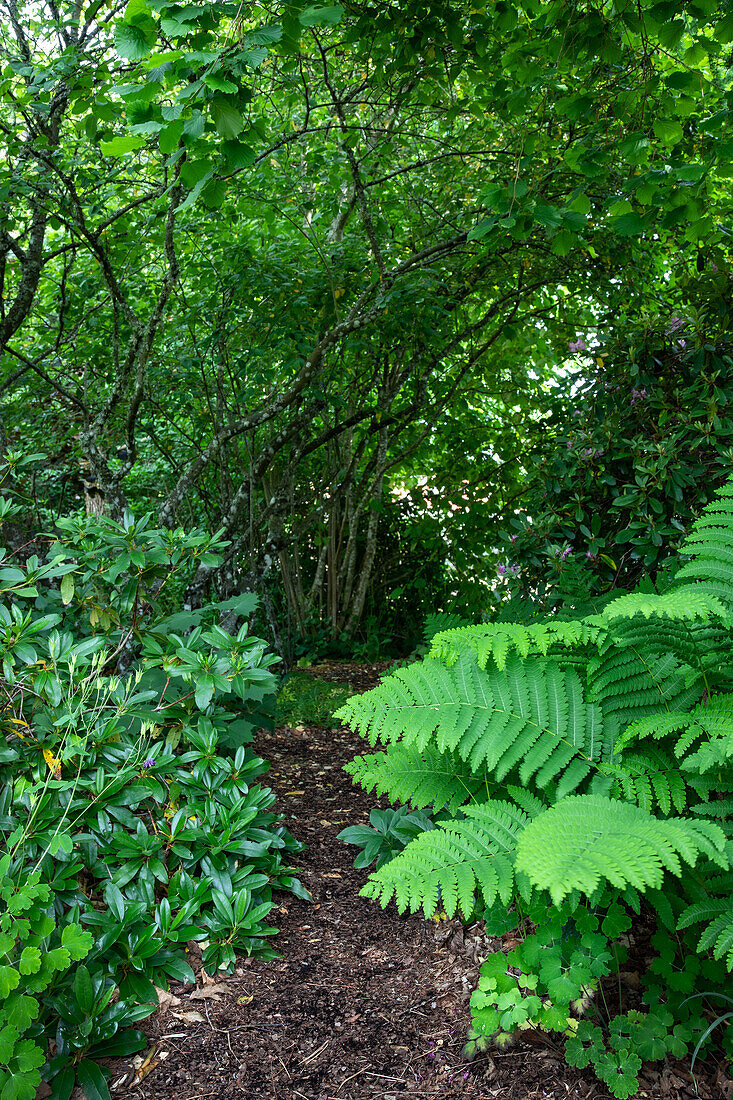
[430,620,601,670]
[603,747,687,815]
[423,611,471,643]
[336,652,607,783]
[516,795,727,905]
[601,589,730,626]
[339,474,733,1095]
[617,695,733,764]
[360,800,531,918]
[676,478,733,607]
[344,745,484,813]
[678,898,733,970]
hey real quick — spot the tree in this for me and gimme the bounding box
[2,0,732,646]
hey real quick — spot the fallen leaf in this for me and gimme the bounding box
[155,985,181,1012]
[171,1010,206,1024]
[190,983,230,1001]
[237,994,253,1005]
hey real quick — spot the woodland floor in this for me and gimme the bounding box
[109,662,732,1100]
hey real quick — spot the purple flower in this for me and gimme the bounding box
[560,546,572,560]
[586,550,596,560]
[568,337,588,354]
[497,563,506,575]
[509,564,521,575]
[630,386,648,407]
[142,758,156,769]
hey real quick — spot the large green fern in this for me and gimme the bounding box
[337,652,607,785]
[338,474,733,1097]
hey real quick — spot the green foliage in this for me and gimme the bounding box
[338,806,435,871]
[344,745,484,815]
[0,491,306,1098]
[275,671,354,729]
[339,474,733,1096]
[502,311,733,606]
[0,863,92,1100]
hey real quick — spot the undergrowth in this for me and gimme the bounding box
[338,473,733,1097]
[275,671,354,729]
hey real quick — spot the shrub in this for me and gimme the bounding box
[501,313,733,607]
[338,474,733,1097]
[338,806,435,870]
[0,490,307,1099]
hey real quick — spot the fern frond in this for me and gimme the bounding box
[692,906,733,969]
[617,695,733,773]
[603,748,687,814]
[601,590,730,626]
[588,644,698,726]
[344,745,483,813]
[676,481,733,609]
[360,800,531,918]
[677,897,732,929]
[430,620,602,670]
[691,798,733,819]
[337,654,606,788]
[424,612,471,643]
[515,795,727,905]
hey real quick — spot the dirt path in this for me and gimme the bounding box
[115,668,726,1100]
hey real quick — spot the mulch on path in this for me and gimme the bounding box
[115,664,730,1100]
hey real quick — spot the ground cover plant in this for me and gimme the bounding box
[338,475,733,1097]
[0,475,307,1099]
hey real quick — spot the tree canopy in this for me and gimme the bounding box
[2,0,733,647]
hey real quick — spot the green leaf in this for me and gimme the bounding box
[18,947,41,975]
[60,572,75,605]
[61,923,93,961]
[653,119,683,146]
[202,179,227,209]
[299,5,343,26]
[194,676,215,709]
[14,1037,44,1073]
[203,75,238,93]
[180,157,215,188]
[76,1059,111,1100]
[74,965,94,1014]
[0,1023,20,1062]
[114,22,154,61]
[658,18,685,48]
[210,97,244,140]
[613,211,645,237]
[0,966,20,997]
[619,132,649,162]
[534,204,563,229]
[222,140,256,170]
[100,135,147,157]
